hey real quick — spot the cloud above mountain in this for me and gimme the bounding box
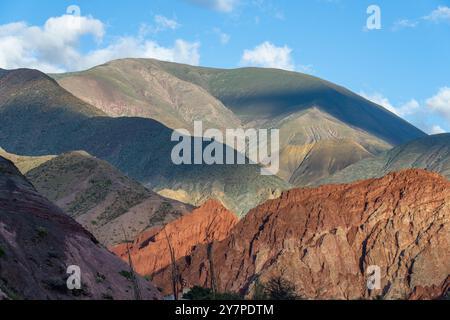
[427,87,450,122]
[0,13,199,73]
[424,6,450,23]
[241,41,294,71]
[360,92,419,117]
[361,89,450,134]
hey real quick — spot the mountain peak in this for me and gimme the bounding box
[0,68,104,118]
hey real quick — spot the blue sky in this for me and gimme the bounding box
[0,0,449,133]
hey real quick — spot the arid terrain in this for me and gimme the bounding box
[0,59,448,301]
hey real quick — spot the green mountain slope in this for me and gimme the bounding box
[317,134,450,185]
[24,151,192,246]
[0,68,289,216]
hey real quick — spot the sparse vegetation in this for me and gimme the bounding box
[101,190,149,222]
[148,201,176,226]
[43,278,67,293]
[67,178,112,217]
[95,272,106,283]
[101,293,114,300]
[182,286,242,301]
[36,226,48,239]
[118,270,133,280]
[252,280,268,300]
[260,276,299,300]
[144,275,152,282]
[157,201,173,216]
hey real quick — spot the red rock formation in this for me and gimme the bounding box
[110,199,238,279]
[153,169,450,299]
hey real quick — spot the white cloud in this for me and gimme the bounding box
[424,6,450,23]
[154,15,180,31]
[0,14,200,73]
[360,92,420,117]
[360,92,398,114]
[80,38,200,70]
[397,99,420,116]
[187,0,240,13]
[426,87,450,121]
[241,41,294,71]
[0,15,104,73]
[430,125,446,134]
[360,89,450,134]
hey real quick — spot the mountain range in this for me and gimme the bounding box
[53,59,425,185]
[0,67,288,216]
[0,58,448,301]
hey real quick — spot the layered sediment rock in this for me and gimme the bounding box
[153,170,449,299]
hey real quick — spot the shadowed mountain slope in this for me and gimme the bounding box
[53,59,423,185]
[147,59,425,145]
[0,68,288,216]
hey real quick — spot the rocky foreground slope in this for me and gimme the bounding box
[150,170,449,299]
[0,156,161,300]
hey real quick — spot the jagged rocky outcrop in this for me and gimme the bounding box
[153,169,449,299]
[0,156,161,300]
[111,200,238,281]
